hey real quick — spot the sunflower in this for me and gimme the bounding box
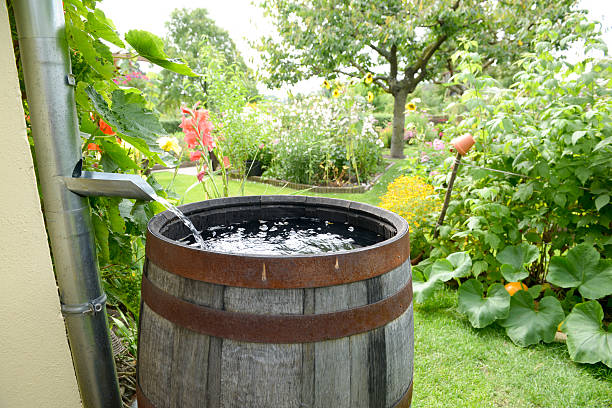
[406,102,417,112]
[367,91,374,103]
[322,79,331,89]
[364,73,374,84]
[332,88,340,98]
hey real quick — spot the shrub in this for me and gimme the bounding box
[267,95,383,185]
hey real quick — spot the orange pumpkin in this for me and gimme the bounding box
[504,281,528,296]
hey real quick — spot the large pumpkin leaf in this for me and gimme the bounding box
[547,244,612,299]
[413,278,443,304]
[564,301,612,367]
[497,243,539,282]
[86,87,165,164]
[412,265,442,303]
[430,251,472,281]
[125,30,200,77]
[499,291,564,347]
[458,280,510,328]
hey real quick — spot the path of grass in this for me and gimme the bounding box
[152,164,611,408]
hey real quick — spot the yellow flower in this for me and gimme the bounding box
[364,73,374,84]
[367,91,374,103]
[406,102,416,112]
[518,39,523,46]
[379,175,441,230]
[322,80,331,89]
[157,136,181,155]
[332,88,340,98]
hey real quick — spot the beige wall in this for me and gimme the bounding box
[0,2,82,407]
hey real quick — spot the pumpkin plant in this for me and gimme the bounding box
[457,280,510,328]
[498,290,565,347]
[563,301,612,368]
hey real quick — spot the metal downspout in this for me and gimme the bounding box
[12,1,122,407]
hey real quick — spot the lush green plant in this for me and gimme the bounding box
[416,19,612,367]
[267,93,383,185]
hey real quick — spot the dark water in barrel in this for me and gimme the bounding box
[178,217,384,255]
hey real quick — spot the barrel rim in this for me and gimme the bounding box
[146,195,410,288]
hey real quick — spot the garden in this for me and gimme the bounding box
[10,0,612,407]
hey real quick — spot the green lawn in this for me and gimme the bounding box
[152,165,612,408]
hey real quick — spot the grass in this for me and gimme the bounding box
[152,163,612,408]
[413,288,611,408]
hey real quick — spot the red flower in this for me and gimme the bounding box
[99,119,116,136]
[189,151,203,161]
[223,156,231,168]
[179,106,215,151]
[87,143,101,152]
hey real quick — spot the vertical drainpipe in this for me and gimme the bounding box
[12,1,122,407]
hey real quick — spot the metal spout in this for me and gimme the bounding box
[67,165,157,201]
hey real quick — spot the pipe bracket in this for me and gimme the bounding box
[66,73,76,86]
[61,293,107,315]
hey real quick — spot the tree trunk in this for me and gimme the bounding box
[390,88,409,158]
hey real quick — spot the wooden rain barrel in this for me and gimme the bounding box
[137,195,413,408]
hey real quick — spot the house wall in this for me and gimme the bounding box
[0,2,82,407]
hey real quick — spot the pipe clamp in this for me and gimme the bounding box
[61,293,107,315]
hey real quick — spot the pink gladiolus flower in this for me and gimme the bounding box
[190,151,203,161]
[420,153,430,163]
[433,139,445,151]
[259,143,265,149]
[425,141,432,147]
[180,105,215,150]
[439,131,444,137]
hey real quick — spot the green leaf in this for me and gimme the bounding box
[564,301,612,367]
[99,139,140,171]
[458,280,510,328]
[430,252,472,281]
[499,291,565,347]
[595,194,609,211]
[86,86,165,164]
[527,284,542,298]
[125,30,200,77]
[497,243,538,282]
[575,167,591,185]
[413,278,443,304]
[91,212,109,265]
[547,244,612,299]
[500,264,528,282]
[85,9,124,48]
[472,260,488,278]
[571,130,586,144]
[67,24,115,78]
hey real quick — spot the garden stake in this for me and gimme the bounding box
[433,152,462,238]
[433,133,475,239]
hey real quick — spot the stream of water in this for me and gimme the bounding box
[151,195,206,248]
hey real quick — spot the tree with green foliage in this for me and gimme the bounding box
[259,0,581,157]
[157,8,257,114]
